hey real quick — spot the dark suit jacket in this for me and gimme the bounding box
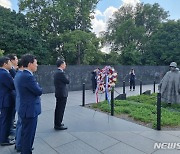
[0,68,14,108]
[54,69,70,98]
[18,70,42,118]
[14,70,23,112]
[9,68,16,78]
[9,68,16,102]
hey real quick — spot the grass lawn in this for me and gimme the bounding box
[90,93,180,129]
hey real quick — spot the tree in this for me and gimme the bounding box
[135,3,169,37]
[59,30,102,65]
[19,0,99,33]
[101,51,120,65]
[119,42,141,65]
[19,0,100,63]
[145,20,180,65]
[0,6,50,64]
[104,3,169,65]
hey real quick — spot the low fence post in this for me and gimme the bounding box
[82,83,85,106]
[105,91,108,100]
[123,81,125,94]
[105,75,107,100]
[157,93,161,130]
[140,81,142,95]
[154,81,156,93]
[111,87,114,116]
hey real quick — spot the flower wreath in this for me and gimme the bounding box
[96,66,118,94]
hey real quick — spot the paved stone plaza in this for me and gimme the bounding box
[1,84,180,154]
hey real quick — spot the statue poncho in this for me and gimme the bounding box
[159,70,180,104]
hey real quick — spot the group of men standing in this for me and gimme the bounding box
[0,54,69,154]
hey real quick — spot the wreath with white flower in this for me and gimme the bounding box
[96,66,118,94]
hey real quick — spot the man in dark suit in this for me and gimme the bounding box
[54,59,69,130]
[6,54,18,136]
[14,60,24,152]
[0,57,15,146]
[6,54,18,78]
[17,54,42,154]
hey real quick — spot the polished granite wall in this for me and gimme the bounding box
[35,65,169,93]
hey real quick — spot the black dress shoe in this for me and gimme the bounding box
[15,146,34,152]
[54,126,67,130]
[1,140,15,146]
[16,148,21,153]
[14,145,21,152]
[55,123,64,127]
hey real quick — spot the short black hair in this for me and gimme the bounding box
[56,59,64,67]
[18,59,23,68]
[0,56,10,67]
[21,54,36,67]
[6,54,17,60]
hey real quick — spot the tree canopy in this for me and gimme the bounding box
[0,6,50,64]
[0,1,179,65]
[104,3,171,65]
[18,0,101,64]
[145,20,180,65]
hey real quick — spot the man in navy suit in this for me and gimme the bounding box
[0,57,15,146]
[14,60,24,152]
[6,54,18,137]
[54,59,69,130]
[7,54,18,78]
[17,54,42,154]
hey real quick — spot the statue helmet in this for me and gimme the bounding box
[169,62,177,68]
